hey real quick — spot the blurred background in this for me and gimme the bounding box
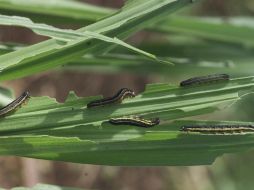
[0,0,254,189]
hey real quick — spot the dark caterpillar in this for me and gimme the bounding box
[109,116,160,128]
[180,125,254,134]
[0,91,30,117]
[87,88,135,108]
[180,74,229,87]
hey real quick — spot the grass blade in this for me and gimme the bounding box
[154,16,254,47]
[0,0,114,24]
[0,0,191,81]
[0,76,253,165]
[0,14,164,64]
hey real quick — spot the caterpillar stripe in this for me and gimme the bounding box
[87,88,135,108]
[180,74,229,87]
[180,125,254,134]
[109,116,160,128]
[0,91,30,117]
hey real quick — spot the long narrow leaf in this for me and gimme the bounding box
[0,0,114,24]
[65,53,254,77]
[0,0,192,81]
[154,16,254,46]
[0,14,163,64]
[0,76,253,165]
[1,42,254,78]
[1,0,253,48]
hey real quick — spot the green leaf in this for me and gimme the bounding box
[1,42,254,78]
[0,14,164,64]
[0,0,114,24]
[2,0,253,49]
[153,16,254,47]
[0,76,253,166]
[64,53,254,77]
[0,0,192,81]
[2,0,252,49]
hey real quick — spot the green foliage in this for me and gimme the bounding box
[0,77,253,165]
[0,0,190,81]
[0,0,254,167]
[0,0,114,24]
[154,16,254,46]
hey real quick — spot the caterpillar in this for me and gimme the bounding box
[180,125,254,135]
[87,88,135,108]
[109,116,160,128]
[180,74,229,87]
[0,91,30,117]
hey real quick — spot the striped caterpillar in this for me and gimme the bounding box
[0,91,30,117]
[180,125,254,135]
[87,88,135,108]
[109,116,160,128]
[180,74,229,87]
